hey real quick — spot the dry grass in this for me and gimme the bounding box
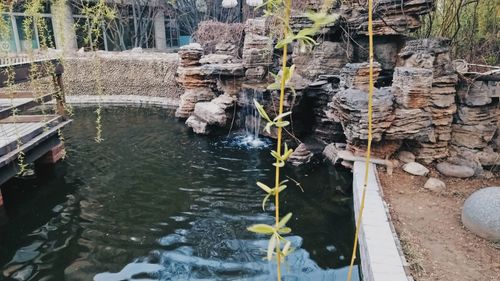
[192,20,245,57]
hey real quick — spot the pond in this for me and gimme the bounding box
[0,107,360,281]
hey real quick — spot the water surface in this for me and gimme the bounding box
[0,107,359,281]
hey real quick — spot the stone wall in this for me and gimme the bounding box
[62,50,182,99]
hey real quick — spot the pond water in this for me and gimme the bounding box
[0,107,360,281]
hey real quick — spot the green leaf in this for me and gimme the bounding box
[257,182,273,194]
[286,64,295,84]
[278,213,293,229]
[282,67,292,84]
[270,150,282,161]
[264,122,273,134]
[267,234,277,261]
[267,82,280,91]
[273,111,292,122]
[273,161,285,168]
[253,99,271,122]
[307,12,339,27]
[278,227,292,234]
[282,147,294,161]
[275,33,295,49]
[248,224,275,235]
[274,121,290,128]
[282,240,292,256]
[262,193,271,211]
[277,184,287,193]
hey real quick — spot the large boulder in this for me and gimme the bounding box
[462,187,500,242]
[436,161,475,178]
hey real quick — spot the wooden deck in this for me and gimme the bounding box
[0,59,71,187]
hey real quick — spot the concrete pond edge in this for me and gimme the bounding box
[353,161,412,281]
[61,95,179,109]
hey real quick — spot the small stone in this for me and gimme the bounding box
[398,151,416,164]
[403,162,429,176]
[436,162,474,178]
[423,178,446,192]
[185,115,210,135]
[288,143,313,166]
[462,187,500,242]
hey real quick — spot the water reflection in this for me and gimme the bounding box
[0,108,359,281]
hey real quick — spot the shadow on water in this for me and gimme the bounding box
[0,107,360,281]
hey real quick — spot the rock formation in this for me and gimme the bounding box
[342,0,435,35]
[242,18,273,81]
[397,38,458,163]
[176,43,216,118]
[293,41,353,81]
[307,77,345,144]
[186,94,236,134]
[339,62,381,91]
[451,74,500,170]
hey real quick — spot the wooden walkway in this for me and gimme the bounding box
[0,59,71,187]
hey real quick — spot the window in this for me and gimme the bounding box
[0,15,16,53]
[165,19,179,47]
[15,16,39,51]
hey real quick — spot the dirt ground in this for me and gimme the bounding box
[378,167,500,281]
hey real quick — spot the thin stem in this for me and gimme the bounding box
[274,0,292,280]
[347,0,374,279]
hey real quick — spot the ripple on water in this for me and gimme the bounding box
[0,108,359,281]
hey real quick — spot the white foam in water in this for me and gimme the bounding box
[239,134,269,148]
[95,234,355,281]
[93,263,164,281]
[218,133,271,150]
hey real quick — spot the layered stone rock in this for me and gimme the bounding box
[307,78,345,144]
[339,62,381,91]
[457,80,500,106]
[178,43,203,67]
[175,88,215,119]
[293,41,354,81]
[449,67,500,171]
[452,103,498,150]
[288,143,314,166]
[186,94,236,135]
[397,38,458,163]
[392,67,432,108]
[176,44,216,118]
[331,87,394,142]
[385,108,434,142]
[342,0,435,35]
[243,18,273,81]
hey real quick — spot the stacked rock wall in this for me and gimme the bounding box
[175,43,246,134]
[342,0,435,35]
[396,39,458,163]
[451,76,500,173]
[242,18,273,81]
[175,44,216,119]
[326,39,461,163]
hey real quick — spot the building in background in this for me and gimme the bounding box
[0,0,180,53]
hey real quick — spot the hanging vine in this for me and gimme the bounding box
[78,0,115,142]
[246,1,338,280]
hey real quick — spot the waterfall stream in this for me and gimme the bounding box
[225,86,270,149]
